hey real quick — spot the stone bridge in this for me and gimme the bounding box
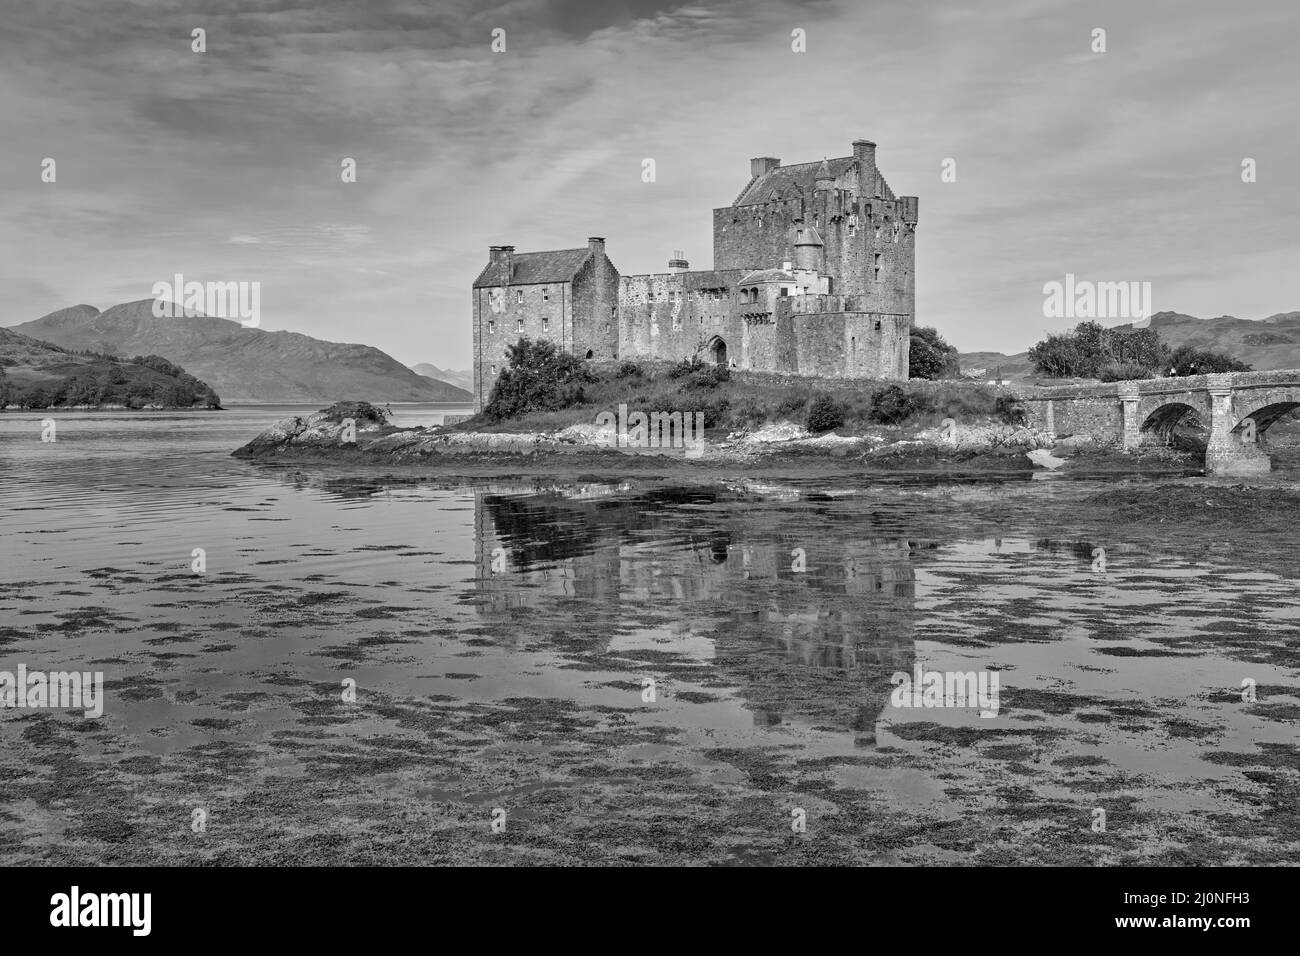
[1016,370,1300,476]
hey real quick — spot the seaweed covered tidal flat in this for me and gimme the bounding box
[5,409,1300,865]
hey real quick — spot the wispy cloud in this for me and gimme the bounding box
[2,0,1298,365]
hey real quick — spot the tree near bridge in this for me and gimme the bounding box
[1165,344,1252,377]
[1029,321,1183,381]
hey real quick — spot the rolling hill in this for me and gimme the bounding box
[9,300,473,404]
[0,326,221,408]
[958,311,1300,383]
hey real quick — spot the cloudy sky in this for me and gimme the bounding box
[2,0,1297,368]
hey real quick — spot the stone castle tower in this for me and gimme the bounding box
[472,138,917,408]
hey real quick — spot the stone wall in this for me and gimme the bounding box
[711,189,916,311]
[570,249,620,363]
[1019,393,1124,443]
[617,270,741,364]
[777,303,909,379]
[473,280,574,408]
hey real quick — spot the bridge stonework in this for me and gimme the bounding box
[1016,371,1300,477]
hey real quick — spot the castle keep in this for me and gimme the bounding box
[472,139,917,407]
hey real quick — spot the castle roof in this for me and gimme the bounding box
[739,269,795,284]
[472,247,590,288]
[731,156,896,206]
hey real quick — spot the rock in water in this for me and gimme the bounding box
[1025,448,1066,470]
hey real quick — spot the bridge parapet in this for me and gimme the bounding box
[1016,369,1300,400]
[1013,369,1300,476]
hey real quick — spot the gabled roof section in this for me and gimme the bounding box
[473,247,591,288]
[733,156,853,206]
[730,156,896,207]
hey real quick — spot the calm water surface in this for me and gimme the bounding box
[2,404,1298,864]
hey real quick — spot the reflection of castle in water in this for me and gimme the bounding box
[472,485,918,738]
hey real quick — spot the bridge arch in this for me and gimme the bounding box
[1140,401,1206,445]
[1230,400,1300,439]
[1019,372,1300,475]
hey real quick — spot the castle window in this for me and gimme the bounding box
[542,317,549,333]
[875,320,882,331]
[779,288,788,297]
[490,364,497,375]
[516,290,524,304]
[611,306,617,319]
[848,214,857,237]
[487,319,495,334]
[543,287,549,301]
[516,318,524,332]
[586,349,593,359]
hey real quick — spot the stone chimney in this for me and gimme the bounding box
[667,249,689,273]
[853,139,877,194]
[499,245,514,279]
[588,237,605,254]
[750,157,780,179]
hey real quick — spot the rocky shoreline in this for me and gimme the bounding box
[232,403,1205,478]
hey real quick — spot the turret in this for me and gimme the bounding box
[793,226,824,272]
[814,158,834,191]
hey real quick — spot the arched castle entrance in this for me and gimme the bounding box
[706,336,727,367]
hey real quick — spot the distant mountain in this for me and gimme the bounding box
[9,301,473,404]
[410,363,472,392]
[953,350,1036,382]
[0,326,221,409]
[958,311,1300,383]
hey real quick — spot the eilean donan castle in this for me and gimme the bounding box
[471,139,918,407]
